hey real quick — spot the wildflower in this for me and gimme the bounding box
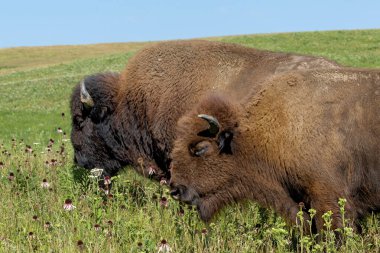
[178,208,185,217]
[32,215,38,221]
[57,127,63,133]
[104,176,111,185]
[160,178,168,185]
[89,168,104,178]
[8,172,14,181]
[158,239,172,252]
[50,159,58,166]
[107,220,113,227]
[137,242,143,249]
[0,161,4,169]
[160,197,169,208]
[201,228,208,235]
[28,232,35,239]
[77,240,84,251]
[94,224,101,232]
[148,166,156,176]
[41,179,50,188]
[25,145,33,153]
[44,222,51,230]
[63,199,76,211]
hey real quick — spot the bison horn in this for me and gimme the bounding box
[197,114,220,137]
[80,80,94,108]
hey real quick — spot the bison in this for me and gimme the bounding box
[169,68,380,232]
[70,40,339,181]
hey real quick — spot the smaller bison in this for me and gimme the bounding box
[169,68,380,232]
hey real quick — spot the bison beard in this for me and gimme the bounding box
[70,40,340,185]
[169,68,380,233]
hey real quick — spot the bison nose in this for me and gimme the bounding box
[169,184,187,200]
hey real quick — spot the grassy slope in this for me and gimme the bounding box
[0,29,379,252]
[0,42,147,75]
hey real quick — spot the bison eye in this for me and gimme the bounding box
[73,116,85,130]
[189,140,214,157]
[90,106,108,123]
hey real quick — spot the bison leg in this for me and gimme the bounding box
[249,182,311,232]
[309,192,345,232]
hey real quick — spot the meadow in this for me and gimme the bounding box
[0,29,379,252]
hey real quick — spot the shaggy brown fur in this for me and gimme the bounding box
[71,40,340,180]
[170,68,380,232]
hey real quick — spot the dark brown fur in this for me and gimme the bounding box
[170,68,380,232]
[71,40,340,180]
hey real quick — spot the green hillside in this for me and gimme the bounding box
[0,29,379,252]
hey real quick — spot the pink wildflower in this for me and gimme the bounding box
[148,166,156,176]
[63,199,76,211]
[158,239,172,252]
[94,224,101,232]
[160,178,168,185]
[8,172,14,181]
[104,176,111,185]
[41,179,50,188]
[160,197,169,208]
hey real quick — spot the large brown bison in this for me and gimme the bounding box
[70,40,339,181]
[169,68,380,232]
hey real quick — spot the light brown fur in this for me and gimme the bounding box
[170,68,380,232]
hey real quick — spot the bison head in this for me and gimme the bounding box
[170,93,245,221]
[70,73,124,176]
[70,73,166,181]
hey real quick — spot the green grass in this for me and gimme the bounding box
[0,42,147,75]
[0,29,380,252]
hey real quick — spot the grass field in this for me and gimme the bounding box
[0,29,379,252]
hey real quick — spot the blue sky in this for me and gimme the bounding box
[1,0,379,48]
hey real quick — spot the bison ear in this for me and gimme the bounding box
[90,106,108,123]
[189,140,214,157]
[218,131,233,155]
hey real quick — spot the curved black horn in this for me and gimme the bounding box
[197,114,220,137]
[80,80,94,108]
